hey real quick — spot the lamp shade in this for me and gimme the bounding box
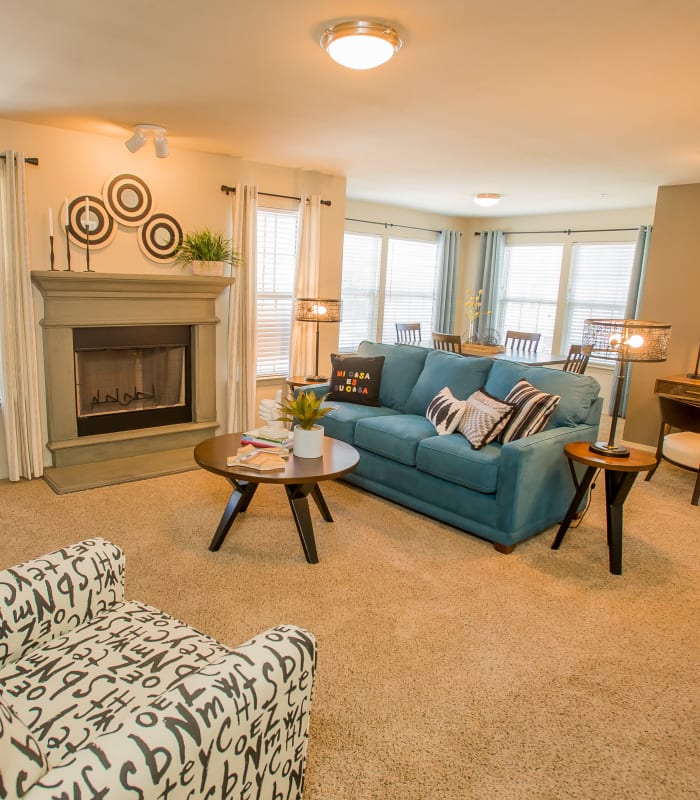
[582,319,671,363]
[295,298,342,323]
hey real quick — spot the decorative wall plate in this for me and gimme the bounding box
[62,196,117,249]
[138,213,183,263]
[102,173,154,227]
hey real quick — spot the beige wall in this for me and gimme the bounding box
[624,183,700,445]
[0,118,346,478]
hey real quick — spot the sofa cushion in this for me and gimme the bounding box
[426,387,467,435]
[458,389,514,449]
[416,435,501,494]
[0,600,229,768]
[328,354,384,406]
[500,379,561,442]
[355,414,436,466]
[357,340,429,412]
[405,350,493,415]
[320,403,399,444]
[0,695,47,797]
[483,360,600,427]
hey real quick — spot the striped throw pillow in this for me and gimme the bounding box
[458,389,514,449]
[500,379,561,443]
[426,387,467,435]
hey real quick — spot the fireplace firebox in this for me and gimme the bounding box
[73,326,192,436]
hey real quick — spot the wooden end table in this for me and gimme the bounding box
[551,441,657,575]
[194,433,359,563]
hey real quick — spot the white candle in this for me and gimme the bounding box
[63,198,69,228]
[48,208,54,237]
[84,197,90,230]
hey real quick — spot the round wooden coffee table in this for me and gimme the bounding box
[194,433,359,563]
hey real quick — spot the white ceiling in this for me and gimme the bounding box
[3,0,700,217]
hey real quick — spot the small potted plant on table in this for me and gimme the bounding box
[175,228,240,275]
[277,390,334,458]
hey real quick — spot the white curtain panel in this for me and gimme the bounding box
[289,195,321,378]
[0,152,44,480]
[225,184,258,433]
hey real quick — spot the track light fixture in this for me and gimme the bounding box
[321,20,403,70]
[125,124,169,158]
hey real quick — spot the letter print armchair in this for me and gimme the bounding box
[0,538,316,799]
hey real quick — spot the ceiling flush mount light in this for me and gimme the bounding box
[125,124,169,158]
[321,20,402,70]
[473,193,502,208]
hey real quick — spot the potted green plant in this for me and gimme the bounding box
[174,228,241,276]
[277,390,334,458]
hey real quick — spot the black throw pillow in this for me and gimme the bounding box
[327,354,385,406]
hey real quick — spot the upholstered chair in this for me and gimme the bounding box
[0,539,316,799]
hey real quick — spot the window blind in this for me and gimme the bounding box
[338,232,382,352]
[564,242,635,349]
[256,208,298,377]
[381,238,439,343]
[498,245,563,350]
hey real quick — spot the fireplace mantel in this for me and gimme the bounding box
[31,270,234,491]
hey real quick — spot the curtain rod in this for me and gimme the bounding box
[0,155,39,165]
[474,226,638,236]
[346,217,442,235]
[220,184,331,207]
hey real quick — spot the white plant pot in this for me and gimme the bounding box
[293,425,324,458]
[191,260,226,276]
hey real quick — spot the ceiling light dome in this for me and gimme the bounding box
[321,21,403,70]
[473,193,502,207]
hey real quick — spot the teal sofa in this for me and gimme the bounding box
[307,340,603,552]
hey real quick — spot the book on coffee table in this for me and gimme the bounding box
[243,427,294,447]
[228,449,287,471]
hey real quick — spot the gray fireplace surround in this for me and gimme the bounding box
[31,271,233,493]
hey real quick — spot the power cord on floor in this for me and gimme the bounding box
[569,468,600,528]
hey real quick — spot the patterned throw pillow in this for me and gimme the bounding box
[500,379,561,443]
[327,354,385,406]
[426,387,467,435]
[458,389,514,449]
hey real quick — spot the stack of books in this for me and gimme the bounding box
[241,426,294,448]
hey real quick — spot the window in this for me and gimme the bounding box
[497,245,563,351]
[339,228,439,350]
[494,233,639,359]
[256,208,298,377]
[564,242,636,350]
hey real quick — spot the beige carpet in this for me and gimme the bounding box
[0,459,698,799]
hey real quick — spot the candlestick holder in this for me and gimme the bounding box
[83,221,93,272]
[49,235,55,270]
[63,225,72,271]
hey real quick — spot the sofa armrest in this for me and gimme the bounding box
[496,424,598,539]
[294,382,331,398]
[26,624,317,800]
[0,538,125,669]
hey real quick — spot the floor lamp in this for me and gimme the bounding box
[295,298,342,382]
[583,318,671,457]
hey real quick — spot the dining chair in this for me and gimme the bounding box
[395,322,422,344]
[645,394,700,504]
[504,330,541,352]
[432,332,462,353]
[562,344,593,374]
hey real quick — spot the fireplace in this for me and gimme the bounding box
[73,325,192,436]
[31,271,234,476]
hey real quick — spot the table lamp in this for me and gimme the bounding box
[583,318,671,457]
[295,298,342,382]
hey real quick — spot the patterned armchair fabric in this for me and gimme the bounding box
[0,539,317,799]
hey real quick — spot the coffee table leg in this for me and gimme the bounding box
[310,484,333,522]
[209,481,258,552]
[551,466,597,550]
[285,483,319,564]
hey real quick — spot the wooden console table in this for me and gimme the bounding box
[654,374,700,407]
